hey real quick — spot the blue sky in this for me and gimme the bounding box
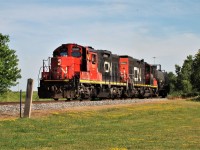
[0,0,200,91]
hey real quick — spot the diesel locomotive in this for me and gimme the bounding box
[38,43,169,100]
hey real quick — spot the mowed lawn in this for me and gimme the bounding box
[0,100,200,150]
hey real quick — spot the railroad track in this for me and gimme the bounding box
[0,100,75,105]
[0,97,164,106]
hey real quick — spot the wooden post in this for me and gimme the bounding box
[20,90,22,118]
[24,79,34,118]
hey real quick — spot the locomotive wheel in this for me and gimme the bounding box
[139,88,145,99]
[110,93,115,100]
[91,88,97,100]
[161,92,167,98]
[66,98,71,101]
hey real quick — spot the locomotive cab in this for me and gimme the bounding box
[41,44,83,80]
[51,44,82,80]
[39,44,84,99]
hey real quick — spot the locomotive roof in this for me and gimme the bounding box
[97,49,112,54]
[120,55,141,61]
[53,43,83,51]
[120,55,133,59]
[86,46,97,53]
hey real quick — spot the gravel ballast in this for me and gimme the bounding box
[0,98,166,117]
[0,99,165,115]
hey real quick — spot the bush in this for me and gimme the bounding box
[168,91,199,99]
[167,91,182,99]
[181,92,199,98]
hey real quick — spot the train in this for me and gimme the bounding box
[38,43,169,100]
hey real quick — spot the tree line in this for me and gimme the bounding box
[167,49,200,96]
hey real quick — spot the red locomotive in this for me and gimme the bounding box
[38,43,169,100]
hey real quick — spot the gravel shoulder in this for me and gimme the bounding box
[0,98,169,120]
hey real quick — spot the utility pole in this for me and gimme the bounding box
[153,57,156,65]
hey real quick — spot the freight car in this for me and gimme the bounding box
[38,43,169,100]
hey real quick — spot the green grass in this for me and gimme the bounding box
[0,91,66,102]
[0,91,46,102]
[0,100,200,149]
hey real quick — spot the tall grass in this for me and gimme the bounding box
[0,100,200,149]
[168,91,200,100]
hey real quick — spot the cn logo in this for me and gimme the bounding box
[104,61,111,73]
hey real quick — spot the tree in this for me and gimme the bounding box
[175,64,182,91]
[174,55,193,93]
[0,33,21,93]
[181,55,193,80]
[180,55,193,93]
[167,72,177,93]
[191,49,200,91]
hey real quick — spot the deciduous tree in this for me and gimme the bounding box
[174,55,193,93]
[191,49,200,91]
[0,33,21,93]
[167,72,176,93]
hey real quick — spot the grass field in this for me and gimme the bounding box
[0,91,44,102]
[0,91,68,102]
[0,100,200,149]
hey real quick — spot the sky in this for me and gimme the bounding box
[0,0,200,91]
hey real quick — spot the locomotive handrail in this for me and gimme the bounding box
[38,57,51,87]
[37,66,43,87]
[43,57,51,73]
[128,74,135,86]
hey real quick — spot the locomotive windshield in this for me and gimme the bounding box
[72,46,81,57]
[72,51,81,57]
[53,47,68,57]
[60,47,68,56]
[60,51,67,56]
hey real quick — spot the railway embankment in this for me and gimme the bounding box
[0,98,168,119]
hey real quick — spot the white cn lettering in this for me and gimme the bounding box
[104,61,110,73]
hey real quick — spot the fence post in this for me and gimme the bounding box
[24,79,34,118]
[20,90,22,118]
